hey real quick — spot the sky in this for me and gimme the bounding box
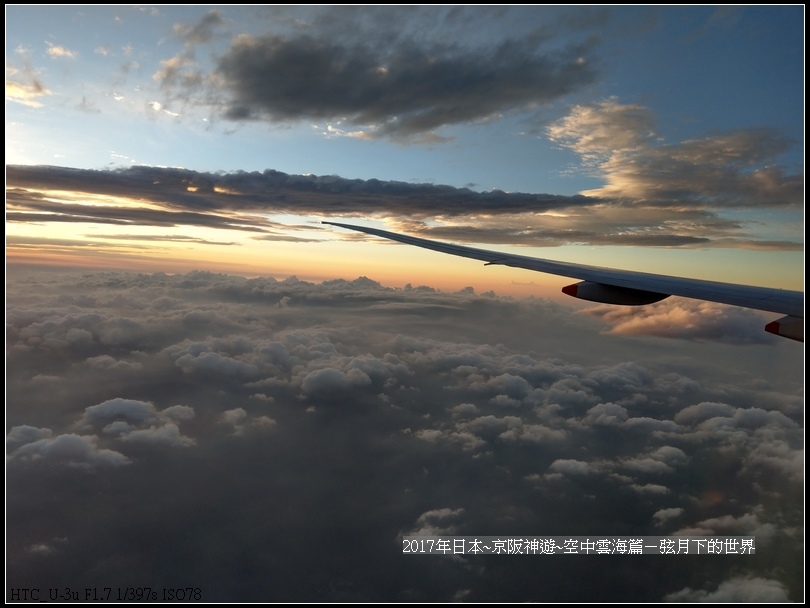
[5,5,805,296]
[4,5,806,603]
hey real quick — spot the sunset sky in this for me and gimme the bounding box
[5,5,805,603]
[6,5,804,296]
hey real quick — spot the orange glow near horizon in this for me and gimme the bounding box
[7,215,803,304]
[7,188,575,298]
[7,184,802,301]
[5,233,571,300]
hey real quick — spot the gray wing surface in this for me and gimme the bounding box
[323,221,804,341]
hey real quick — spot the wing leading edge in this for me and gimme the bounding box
[323,221,804,342]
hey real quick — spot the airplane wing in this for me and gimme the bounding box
[323,221,804,342]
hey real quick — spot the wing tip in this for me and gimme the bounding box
[765,316,804,342]
[764,320,780,334]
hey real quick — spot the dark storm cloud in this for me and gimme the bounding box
[6,267,803,601]
[156,7,599,141]
[213,35,596,140]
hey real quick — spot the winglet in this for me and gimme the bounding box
[765,316,804,342]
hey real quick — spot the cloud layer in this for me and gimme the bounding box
[212,33,595,142]
[152,7,600,143]
[7,267,803,601]
[7,154,802,253]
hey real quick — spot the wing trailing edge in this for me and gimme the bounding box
[323,221,804,342]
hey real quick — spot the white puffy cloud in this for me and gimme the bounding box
[415,428,487,452]
[77,398,158,428]
[628,483,669,495]
[581,298,778,344]
[583,402,628,426]
[593,447,689,480]
[119,423,196,447]
[175,350,261,378]
[162,404,196,422]
[71,398,196,446]
[673,509,778,544]
[405,508,465,536]
[219,407,276,435]
[450,403,478,418]
[6,425,53,452]
[548,459,592,476]
[663,576,791,602]
[8,433,131,468]
[301,367,372,396]
[652,507,684,527]
[674,401,736,425]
